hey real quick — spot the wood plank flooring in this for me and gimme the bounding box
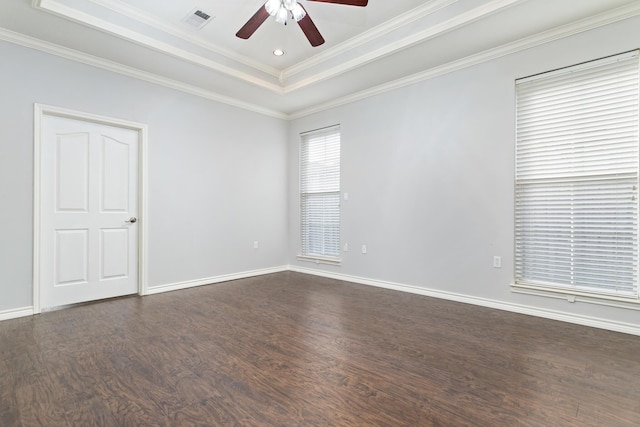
[1,271,640,426]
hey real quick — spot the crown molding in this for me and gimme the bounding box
[281,0,458,81]
[87,0,280,78]
[34,0,284,93]
[27,0,640,103]
[5,1,639,121]
[283,0,525,93]
[90,0,461,85]
[34,0,526,95]
[288,1,640,119]
[0,28,288,120]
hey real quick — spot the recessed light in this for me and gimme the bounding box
[273,49,285,56]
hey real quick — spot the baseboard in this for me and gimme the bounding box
[0,306,34,321]
[6,266,639,336]
[289,265,640,337]
[146,265,289,295]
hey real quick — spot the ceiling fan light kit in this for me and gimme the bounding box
[236,0,368,47]
[266,0,306,23]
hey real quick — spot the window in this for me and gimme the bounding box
[299,125,341,262]
[515,51,640,299]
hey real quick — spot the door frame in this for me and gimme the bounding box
[33,103,149,313]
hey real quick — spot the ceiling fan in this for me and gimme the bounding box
[236,0,368,47]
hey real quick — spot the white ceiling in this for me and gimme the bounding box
[1,0,639,118]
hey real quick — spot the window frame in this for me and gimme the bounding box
[297,125,341,265]
[512,50,640,304]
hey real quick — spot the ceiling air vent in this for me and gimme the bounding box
[182,9,213,30]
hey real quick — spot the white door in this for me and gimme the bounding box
[40,114,139,309]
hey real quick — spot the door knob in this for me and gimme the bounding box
[125,217,137,223]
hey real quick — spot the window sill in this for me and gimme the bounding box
[296,255,341,266]
[511,283,640,311]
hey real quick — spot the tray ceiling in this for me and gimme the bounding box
[1,0,639,118]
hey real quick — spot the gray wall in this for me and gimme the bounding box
[2,14,640,330]
[0,41,288,311]
[288,16,640,327]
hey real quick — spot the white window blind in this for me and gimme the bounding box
[515,51,640,298]
[300,126,341,259]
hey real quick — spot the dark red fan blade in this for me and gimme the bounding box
[307,0,368,6]
[236,6,270,39]
[297,7,325,47]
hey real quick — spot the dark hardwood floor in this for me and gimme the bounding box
[1,272,639,426]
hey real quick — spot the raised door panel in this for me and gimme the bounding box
[55,229,89,286]
[102,135,130,212]
[101,228,129,280]
[56,133,89,212]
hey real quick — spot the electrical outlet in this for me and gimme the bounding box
[343,192,349,201]
[343,243,349,252]
[253,241,259,249]
[493,256,501,268]
[362,244,367,254]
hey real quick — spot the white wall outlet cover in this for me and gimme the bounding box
[493,256,501,268]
